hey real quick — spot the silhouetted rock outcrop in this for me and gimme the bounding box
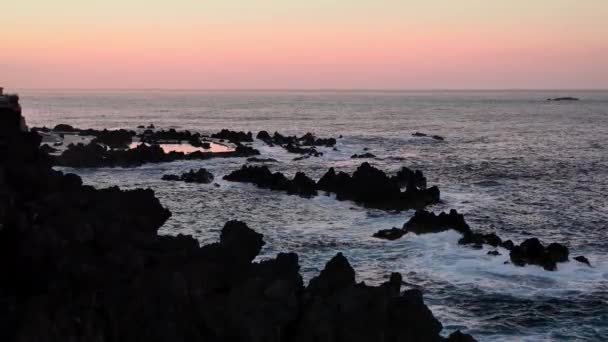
[54,141,259,168]
[574,255,591,266]
[318,163,440,210]
[139,128,202,146]
[162,168,214,183]
[390,166,427,191]
[547,97,579,101]
[211,129,253,143]
[224,165,317,197]
[256,131,335,156]
[91,129,135,148]
[351,152,376,159]
[509,238,569,271]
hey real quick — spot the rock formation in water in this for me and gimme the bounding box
[257,130,336,156]
[224,165,318,197]
[1,98,475,341]
[317,163,440,210]
[547,97,579,101]
[224,163,440,210]
[211,129,253,143]
[374,209,583,271]
[351,152,376,159]
[54,141,259,168]
[162,168,214,183]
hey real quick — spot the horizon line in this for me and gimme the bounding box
[10,88,608,92]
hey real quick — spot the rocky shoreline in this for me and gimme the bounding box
[1,98,477,340]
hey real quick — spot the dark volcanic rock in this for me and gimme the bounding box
[574,255,591,266]
[246,157,278,163]
[412,132,427,137]
[432,135,445,141]
[547,97,579,101]
[54,141,259,168]
[224,165,318,197]
[53,123,80,132]
[390,166,427,191]
[91,129,135,148]
[373,227,407,240]
[162,168,214,184]
[139,128,202,145]
[318,163,440,210]
[404,210,471,235]
[351,152,376,159]
[487,250,501,256]
[509,238,569,271]
[211,129,253,143]
[256,131,334,156]
[39,144,59,154]
[1,98,476,341]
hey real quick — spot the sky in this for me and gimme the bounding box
[1,0,608,89]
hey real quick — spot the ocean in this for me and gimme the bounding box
[19,90,608,341]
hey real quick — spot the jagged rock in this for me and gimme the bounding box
[91,129,135,148]
[257,131,334,155]
[54,141,259,168]
[211,129,253,143]
[162,168,214,184]
[404,210,471,235]
[139,128,201,145]
[224,165,317,197]
[390,167,427,191]
[299,132,336,147]
[351,152,376,159]
[40,144,59,154]
[574,255,591,266]
[373,227,407,240]
[317,163,440,210]
[509,238,569,271]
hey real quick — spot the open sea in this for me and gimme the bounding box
[19,90,608,341]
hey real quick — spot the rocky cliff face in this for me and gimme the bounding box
[0,99,475,342]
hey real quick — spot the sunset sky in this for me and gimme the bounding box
[2,0,608,89]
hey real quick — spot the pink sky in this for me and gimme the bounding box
[2,1,608,89]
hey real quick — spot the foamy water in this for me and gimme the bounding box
[20,90,608,341]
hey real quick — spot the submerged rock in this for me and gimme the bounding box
[351,152,376,159]
[574,255,591,266]
[373,227,407,240]
[247,157,278,163]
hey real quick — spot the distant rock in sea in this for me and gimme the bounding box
[547,97,579,101]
